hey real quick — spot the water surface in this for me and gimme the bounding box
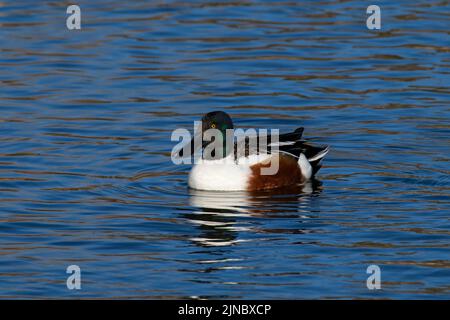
[0,0,449,299]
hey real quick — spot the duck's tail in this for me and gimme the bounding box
[307,145,329,176]
[280,141,329,177]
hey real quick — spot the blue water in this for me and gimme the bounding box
[0,0,449,299]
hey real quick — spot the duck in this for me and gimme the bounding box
[176,111,329,191]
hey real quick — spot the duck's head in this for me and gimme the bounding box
[180,111,234,159]
[201,110,234,134]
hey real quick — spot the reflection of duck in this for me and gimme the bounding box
[176,111,329,191]
[185,181,323,247]
[189,181,322,214]
[189,189,251,214]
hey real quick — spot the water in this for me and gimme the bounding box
[0,0,449,299]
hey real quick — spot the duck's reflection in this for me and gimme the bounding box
[184,180,323,247]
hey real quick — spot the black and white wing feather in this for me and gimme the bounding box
[234,127,305,159]
[234,127,329,177]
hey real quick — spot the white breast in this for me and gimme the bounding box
[188,161,249,191]
[188,154,272,191]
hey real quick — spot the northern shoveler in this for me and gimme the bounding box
[177,111,329,191]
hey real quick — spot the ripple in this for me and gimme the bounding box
[0,0,449,299]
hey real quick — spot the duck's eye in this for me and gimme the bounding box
[211,123,216,129]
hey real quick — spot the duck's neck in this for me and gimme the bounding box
[203,130,233,160]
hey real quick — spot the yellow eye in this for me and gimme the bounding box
[211,123,216,129]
